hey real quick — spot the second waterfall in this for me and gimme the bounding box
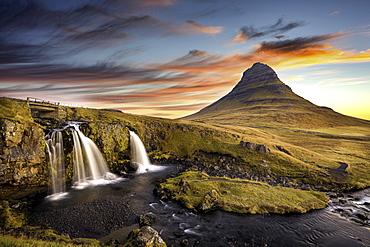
[130,131,165,174]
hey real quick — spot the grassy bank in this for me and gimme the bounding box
[157,171,329,214]
[0,234,100,247]
[0,97,33,123]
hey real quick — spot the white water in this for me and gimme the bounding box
[70,124,117,188]
[130,131,165,174]
[46,123,119,198]
[45,130,66,195]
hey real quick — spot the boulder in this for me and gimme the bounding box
[139,214,157,228]
[197,189,220,212]
[124,226,167,247]
[240,141,270,155]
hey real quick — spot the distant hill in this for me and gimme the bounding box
[182,62,370,129]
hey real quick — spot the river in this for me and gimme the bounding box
[30,164,370,246]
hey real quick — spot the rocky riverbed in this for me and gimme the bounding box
[31,195,139,239]
[328,188,370,227]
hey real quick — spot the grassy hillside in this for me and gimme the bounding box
[1,96,369,192]
[62,103,370,190]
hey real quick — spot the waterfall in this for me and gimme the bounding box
[45,130,66,195]
[130,131,165,174]
[46,122,118,197]
[130,131,152,173]
[70,124,117,188]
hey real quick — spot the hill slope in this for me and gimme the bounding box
[182,62,370,129]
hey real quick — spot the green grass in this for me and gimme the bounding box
[0,234,100,247]
[2,96,369,192]
[67,103,370,191]
[158,171,329,214]
[0,97,33,123]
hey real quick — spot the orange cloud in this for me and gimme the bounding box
[155,32,370,75]
[2,31,370,119]
[180,21,224,35]
[232,30,249,44]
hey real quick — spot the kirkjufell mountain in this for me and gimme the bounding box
[182,62,370,129]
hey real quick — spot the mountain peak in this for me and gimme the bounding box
[182,63,370,128]
[238,62,279,87]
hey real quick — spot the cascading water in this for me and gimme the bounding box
[130,131,164,174]
[45,130,66,196]
[46,122,118,198]
[69,123,117,188]
[130,131,152,173]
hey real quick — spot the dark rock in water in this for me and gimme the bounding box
[240,141,270,155]
[104,172,117,180]
[356,212,369,221]
[124,226,167,247]
[130,162,140,171]
[139,214,157,228]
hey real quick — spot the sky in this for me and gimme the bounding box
[0,0,370,120]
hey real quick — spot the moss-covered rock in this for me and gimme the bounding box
[123,226,167,247]
[156,171,330,214]
[0,201,26,230]
[0,119,48,187]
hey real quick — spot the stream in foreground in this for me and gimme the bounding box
[31,164,370,246]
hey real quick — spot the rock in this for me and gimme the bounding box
[104,172,117,180]
[130,162,140,171]
[275,145,292,155]
[180,239,189,246]
[178,178,190,193]
[329,193,338,199]
[260,160,268,167]
[339,199,347,204]
[0,119,47,186]
[257,145,270,155]
[240,141,258,150]
[240,141,270,155]
[139,214,157,228]
[356,213,369,221]
[197,189,220,212]
[124,226,167,247]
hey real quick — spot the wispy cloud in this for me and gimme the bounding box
[1,1,370,119]
[329,9,341,16]
[232,18,305,44]
[139,0,177,6]
[0,0,207,65]
[179,21,224,35]
[315,77,370,87]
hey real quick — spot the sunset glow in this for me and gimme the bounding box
[0,0,369,120]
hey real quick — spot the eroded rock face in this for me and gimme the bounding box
[0,119,47,186]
